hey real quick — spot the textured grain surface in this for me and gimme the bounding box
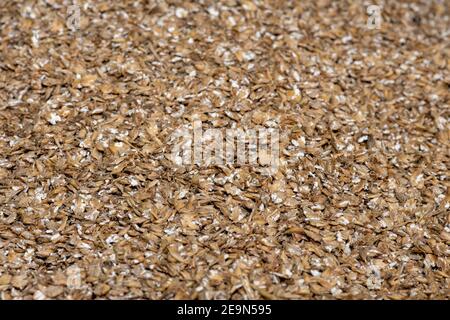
[0,0,449,299]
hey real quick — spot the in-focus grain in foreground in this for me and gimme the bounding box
[0,0,448,300]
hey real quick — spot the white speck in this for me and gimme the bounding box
[227,16,236,26]
[271,193,283,204]
[230,79,239,88]
[436,116,446,130]
[358,135,368,143]
[415,174,423,184]
[79,242,91,249]
[429,94,439,101]
[35,187,47,201]
[106,234,119,244]
[346,144,354,152]
[370,264,381,278]
[344,243,351,255]
[336,95,346,103]
[109,128,118,134]
[31,30,40,47]
[352,176,361,184]
[243,51,255,61]
[48,113,61,125]
[284,268,293,278]
[292,85,301,98]
[172,154,183,166]
[177,189,187,199]
[311,203,324,210]
[50,233,60,241]
[296,151,305,158]
[129,176,139,187]
[237,87,249,99]
[84,210,98,221]
[164,226,177,235]
[207,6,219,17]
[331,287,342,296]
[311,270,321,277]
[339,200,350,207]
[33,290,46,300]
[342,35,352,44]
[175,7,188,18]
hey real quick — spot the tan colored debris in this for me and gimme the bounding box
[0,0,449,300]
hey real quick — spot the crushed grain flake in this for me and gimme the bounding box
[0,0,448,301]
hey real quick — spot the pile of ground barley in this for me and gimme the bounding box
[0,0,449,299]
